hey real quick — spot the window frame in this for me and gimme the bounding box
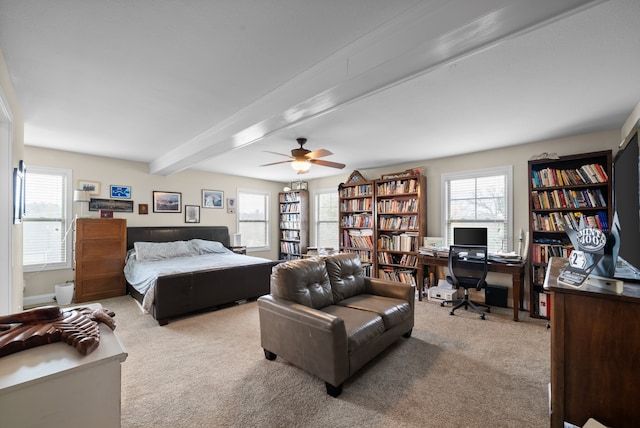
[441,166,513,253]
[314,188,339,250]
[237,188,270,252]
[22,165,73,272]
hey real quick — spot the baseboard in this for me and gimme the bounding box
[23,293,56,307]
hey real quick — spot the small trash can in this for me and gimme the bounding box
[55,282,74,305]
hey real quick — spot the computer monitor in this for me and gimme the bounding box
[453,227,488,246]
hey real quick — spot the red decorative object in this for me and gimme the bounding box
[99,209,114,218]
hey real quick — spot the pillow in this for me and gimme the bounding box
[134,240,195,261]
[189,239,231,254]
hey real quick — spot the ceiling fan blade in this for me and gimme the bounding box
[310,159,346,169]
[259,160,293,167]
[263,151,294,159]
[305,149,332,159]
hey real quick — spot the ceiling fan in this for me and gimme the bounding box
[260,138,345,174]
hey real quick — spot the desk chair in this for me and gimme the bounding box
[441,244,491,320]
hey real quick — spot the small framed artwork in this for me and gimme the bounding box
[138,204,149,215]
[78,180,101,195]
[110,185,131,199]
[202,189,224,209]
[153,191,182,213]
[227,198,236,214]
[290,181,308,190]
[99,209,114,218]
[185,205,200,223]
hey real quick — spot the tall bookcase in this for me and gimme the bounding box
[278,189,309,260]
[338,180,375,276]
[527,150,612,318]
[374,172,427,286]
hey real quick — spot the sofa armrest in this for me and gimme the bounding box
[365,277,415,301]
[257,295,350,387]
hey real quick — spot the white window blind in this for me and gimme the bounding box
[238,190,270,250]
[23,166,73,271]
[315,189,339,250]
[443,167,513,254]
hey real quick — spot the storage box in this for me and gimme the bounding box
[427,287,457,302]
[486,284,508,308]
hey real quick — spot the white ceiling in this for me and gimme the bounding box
[1,0,639,183]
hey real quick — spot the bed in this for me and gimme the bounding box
[125,226,280,325]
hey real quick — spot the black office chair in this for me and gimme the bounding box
[440,244,491,320]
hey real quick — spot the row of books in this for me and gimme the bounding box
[532,211,609,232]
[378,268,417,285]
[280,242,302,254]
[279,193,301,203]
[342,249,374,264]
[378,233,419,252]
[340,198,372,211]
[280,230,300,241]
[376,178,419,196]
[530,243,573,264]
[340,213,373,228]
[279,221,301,230]
[279,205,301,213]
[531,163,608,188]
[378,215,418,230]
[376,198,418,214]
[531,188,606,210]
[377,251,419,267]
[341,230,374,249]
[339,184,372,198]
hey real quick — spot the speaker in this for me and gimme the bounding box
[485,284,508,308]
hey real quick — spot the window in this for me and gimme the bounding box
[315,189,339,249]
[237,189,269,250]
[442,166,512,254]
[23,166,73,271]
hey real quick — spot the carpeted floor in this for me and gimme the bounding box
[99,295,550,428]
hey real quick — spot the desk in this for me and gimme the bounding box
[544,257,640,428]
[420,254,526,321]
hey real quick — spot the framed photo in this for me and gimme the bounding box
[185,205,200,223]
[153,191,182,213]
[110,185,131,199]
[77,180,101,195]
[202,189,224,209]
[89,198,134,212]
[138,203,149,215]
[227,198,236,214]
[290,181,308,190]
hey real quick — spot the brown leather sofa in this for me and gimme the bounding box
[257,253,414,397]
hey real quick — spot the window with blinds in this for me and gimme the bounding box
[23,166,73,271]
[237,189,270,250]
[442,166,513,254]
[315,190,338,250]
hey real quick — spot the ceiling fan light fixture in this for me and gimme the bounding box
[291,159,311,173]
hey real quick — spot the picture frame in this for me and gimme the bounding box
[346,170,367,183]
[77,180,101,195]
[89,198,134,212]
[153,191,182,213]
[290,181,308,190]
[138,203,149,215]
[227,198,236,214]
[110,185,131,199]
[202,189,224,209]
[185,205,200,223]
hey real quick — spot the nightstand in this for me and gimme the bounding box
[231,246,247,255]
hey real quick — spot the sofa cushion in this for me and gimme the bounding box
[270,258,334,309]
[321,305,385,352]
[325,253,366,301]
[338,294,411,331]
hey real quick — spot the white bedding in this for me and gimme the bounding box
[124,240,272,311]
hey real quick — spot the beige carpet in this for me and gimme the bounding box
[99,295,550,428]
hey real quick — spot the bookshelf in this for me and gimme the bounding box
[527,150,612,318]
[338,180,375,276]
[278,189,309,260]
[374,172,427,286]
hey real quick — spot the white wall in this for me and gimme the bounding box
[23,146,284,297]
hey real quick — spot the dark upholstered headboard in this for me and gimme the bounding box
[126,226,230,250]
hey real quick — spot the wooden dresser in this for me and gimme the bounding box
[75,218,127,303]
[544,257,640,428]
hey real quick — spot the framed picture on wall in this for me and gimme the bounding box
[78,180,101,195]
[202,189,224,209]
[110,185,131,199]
[153,191,182,213]
[185,205,200,223]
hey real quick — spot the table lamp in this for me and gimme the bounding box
[73,190,91,218]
